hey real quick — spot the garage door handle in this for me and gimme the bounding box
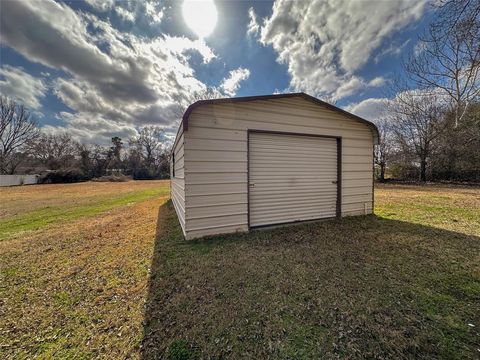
[332,180,338,184]
[249,183,255,187]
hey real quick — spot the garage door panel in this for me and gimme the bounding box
[251,199,337,212]
[250,143,337,150]
[251,174,336,180]
[249,148,336,157]
[250,134,334,145]
[249,132,338,227]
[250,164,337,170]
[251,186,337,193]
[252,204,336,217]
[250,170,337,175]
[251,192,337,202]
[250,146,335,155]
[250,165,337,172]
[250,157,338,164]
[252,209,336,227]
[251,191,338,201]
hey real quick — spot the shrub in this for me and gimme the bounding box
[91,175,131,182]
[132,167,156,180]
[39,168,89,184]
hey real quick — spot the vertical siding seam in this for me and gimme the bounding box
[336,138,342,218]
[183,129,188,237]
[247,129,251,229]
[372,143,375,215]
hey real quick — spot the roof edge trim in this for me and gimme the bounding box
[181,92,379,144]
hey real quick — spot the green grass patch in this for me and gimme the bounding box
[141,195,480,358]
[2,183,479,358]
[1,266,19,278]
[167,339,199,360]
[54,291,76,306]
[376,203,479,223]
[0,187,168,240]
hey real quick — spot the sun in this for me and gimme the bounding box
[182,0,218,38]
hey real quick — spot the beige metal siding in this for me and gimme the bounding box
[249,132,337,226]
[171,123,186,236]
[182,96,374,239]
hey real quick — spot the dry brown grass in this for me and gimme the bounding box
[1,181,169,358]
[375,183,480,235]
[1,182,479,359]
[0,181,166,219]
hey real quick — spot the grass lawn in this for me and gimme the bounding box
[1,181,479,359]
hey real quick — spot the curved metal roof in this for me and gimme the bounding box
[178,92,379,145]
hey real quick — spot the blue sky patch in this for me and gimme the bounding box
[0,0,432,143]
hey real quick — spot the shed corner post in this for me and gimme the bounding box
[247,129,251,229]
[336,137,342,219]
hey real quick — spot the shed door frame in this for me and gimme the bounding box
[247,129,342,229]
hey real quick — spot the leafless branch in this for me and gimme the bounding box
[404,0,480,126]
[0,96,40,174]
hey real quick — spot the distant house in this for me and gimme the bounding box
[0,174,40,187]
[170,93,379,240]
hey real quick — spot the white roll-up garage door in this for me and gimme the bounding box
[249,131,339,227]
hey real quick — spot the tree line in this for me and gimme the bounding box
[0,96,170,181]
[1,1,478,184]
[375,0,479,182]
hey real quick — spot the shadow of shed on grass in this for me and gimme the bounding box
[141,201,480,359]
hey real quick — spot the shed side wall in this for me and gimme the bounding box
[184,97,374,239]
[171,122,186,236]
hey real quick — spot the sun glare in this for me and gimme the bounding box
[182,0,218,38]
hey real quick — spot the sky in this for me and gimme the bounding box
[0,0,434,144]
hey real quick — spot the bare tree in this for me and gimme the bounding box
[388,90,449,182]
[134,126,166,166]
[374,119,394,182]
[191,87,222,102]
[32,132,78,169]
[172,86,222,122]
[106,136,124,172]
[87,144,110,178]
[0,96,39,174]
[404,0,480,126]
[320,94,338,106]
[125,139,143,175]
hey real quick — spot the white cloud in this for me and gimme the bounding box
[1,0,151,104]
[0,0,224,143]
[115,6,135,22]
[254,0,426,99]
[369,77,387,87]
[325,75,386,99]
[0,66,47,109]
[345,97,389,123]
[85,0,114,12]
[247,7,260,37]
[220,68,251,96]
[162,36,216,64]
[334,77,364,99]
[145,1,164,24]
[346,87,452,125]
[414,40,427,56]
[374,39,411,63]
[43,112,138,144]
[85,0,164,25]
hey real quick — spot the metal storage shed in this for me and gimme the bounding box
[170,93,379,240]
